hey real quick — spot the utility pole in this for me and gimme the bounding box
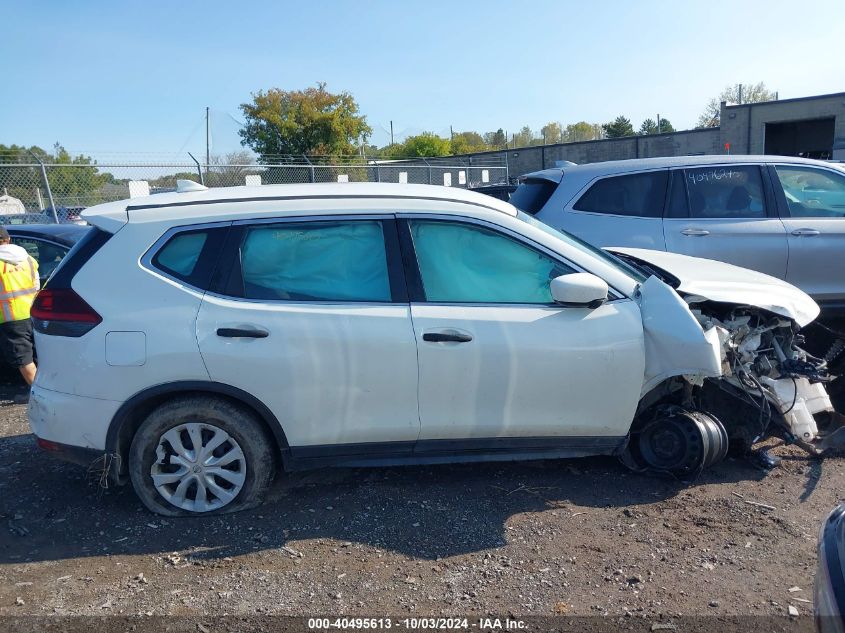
[390,120,394,147]
[205,106,210,176]
[450,125,454,141]
[656,113,661,134]
[738,84,743,105]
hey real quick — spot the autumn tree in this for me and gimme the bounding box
[563,122,603,142]
[386,132,451,158]
[541,122,563,144]
[239,83,371,158]
[450,131,488,155]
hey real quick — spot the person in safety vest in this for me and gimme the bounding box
[0,227,39,390]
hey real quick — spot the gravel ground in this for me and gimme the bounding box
[0,376,841,624]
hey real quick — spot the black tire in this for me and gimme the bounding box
[128,396,276,516]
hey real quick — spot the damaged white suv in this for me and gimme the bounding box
[27,182,845,515]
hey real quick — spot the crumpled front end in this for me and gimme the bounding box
[689,301,843,454]
[629,274,844,478]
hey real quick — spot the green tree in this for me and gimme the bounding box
[602,116,635,138]
[483,129,507,148]
[511,126,536,148]
[697,82,776,128]
[450,131,488,155]
[47,144,108,206]
[386,132,451,158]
[563,122,603,142]
[540,122,563,144]
[639,118,658,135]
[239,83,372,158]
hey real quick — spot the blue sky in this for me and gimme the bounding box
[2,0,843,158]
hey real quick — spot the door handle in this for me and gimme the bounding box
[216,327,269,338]
[422,331,473,343]
[680,228,710,236]
[791,228,820,237]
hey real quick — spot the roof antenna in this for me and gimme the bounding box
[176,179,209,193]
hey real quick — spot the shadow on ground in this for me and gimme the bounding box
[0,425,769,565]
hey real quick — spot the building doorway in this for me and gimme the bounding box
[764,117,835,159]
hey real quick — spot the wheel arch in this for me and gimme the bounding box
[105,380,290,483]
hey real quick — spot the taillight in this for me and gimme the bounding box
[31,288,102,337]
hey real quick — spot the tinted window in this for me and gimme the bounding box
[151,226,229,289]
[665,171,689,218]
[573,171,668,218]
[684,165,766,218]
[155,232,207,277]
[239,220,391,302]
[409,220,574,304]
[11,238,68,281]
[509,178,558,215]
[774,166,845,218]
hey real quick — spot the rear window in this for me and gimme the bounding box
[573,171,668,218]
[150,226,229,289]
[509,178,558,215]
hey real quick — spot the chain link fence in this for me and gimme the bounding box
[0,155,508,224]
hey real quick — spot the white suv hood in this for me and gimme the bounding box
[608,247,820,327]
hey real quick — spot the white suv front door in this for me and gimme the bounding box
[195,217,420,449]
[401,217,645,446]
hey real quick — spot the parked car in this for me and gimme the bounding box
[28,182,845,515]
[468,183,517,202]
[6,224,90,283]
[816,503,845,632]
[41,205,87,225]
[511,155,845,316]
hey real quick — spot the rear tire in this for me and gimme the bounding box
[621,406,728,480]
[128,396,275,516]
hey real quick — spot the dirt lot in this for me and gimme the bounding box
[0,377,841,626]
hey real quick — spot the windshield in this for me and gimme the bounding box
[516,211,649,283]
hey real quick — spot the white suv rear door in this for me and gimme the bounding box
[195,216,421,450]
[662,165,789,279]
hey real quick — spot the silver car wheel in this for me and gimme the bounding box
[150,422,247,513]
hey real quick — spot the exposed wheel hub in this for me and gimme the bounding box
[622,406,728,479]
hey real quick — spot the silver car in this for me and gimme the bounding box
[512,155,845,314]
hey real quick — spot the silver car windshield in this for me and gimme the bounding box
[516,211,648,284]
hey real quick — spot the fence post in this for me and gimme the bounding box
[303,155,315,183]
[29,152,59,223]
[187,152,204,185]
[423,158,432,185]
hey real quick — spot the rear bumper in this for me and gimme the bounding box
[34,436,104,467]
[28,384,121,451]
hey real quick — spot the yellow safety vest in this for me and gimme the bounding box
[0,256,39,323]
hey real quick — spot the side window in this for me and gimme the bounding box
[238,220,392,302]
[774,166,845,218]
[573,171,668,218]
[409,220,574,304]
[684,165,766,218]
[665,170,689,218]
[11,238,67,281]
[150,226,229,289]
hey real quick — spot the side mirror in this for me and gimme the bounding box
[550,273,608,308]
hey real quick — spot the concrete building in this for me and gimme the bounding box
[457,91,845,181]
